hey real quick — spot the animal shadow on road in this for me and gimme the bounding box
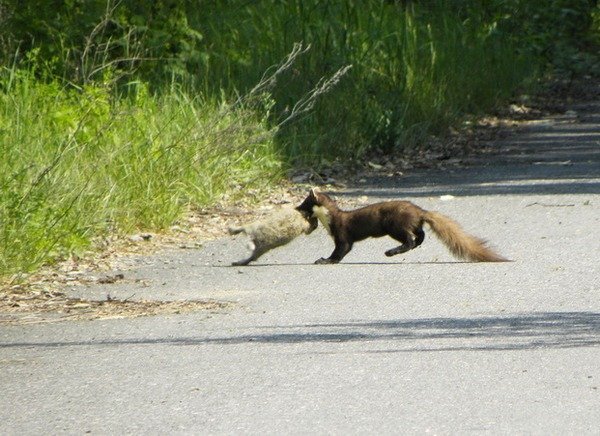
[220,261,471,267]
[3,312,599,352]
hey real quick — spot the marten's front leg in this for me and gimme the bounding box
[315,237,352,264]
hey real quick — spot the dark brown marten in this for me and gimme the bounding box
[296,188,508,264]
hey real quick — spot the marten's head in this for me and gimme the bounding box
[297,187,324,214]
[296,188,336,233]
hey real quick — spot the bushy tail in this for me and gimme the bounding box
[423,211,508,262]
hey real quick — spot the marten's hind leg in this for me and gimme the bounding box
[385,230,416,257]
[414,228,425,248]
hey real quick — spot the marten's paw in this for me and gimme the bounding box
[315,257,338,264]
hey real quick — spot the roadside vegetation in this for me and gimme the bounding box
[1,0,598,276]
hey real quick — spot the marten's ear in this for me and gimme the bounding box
[310,187,320,197]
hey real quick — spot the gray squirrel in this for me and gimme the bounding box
[229,206,318,265]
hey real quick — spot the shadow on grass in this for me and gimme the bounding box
[3,312,599,352]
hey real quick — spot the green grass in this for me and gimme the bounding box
[188,1,538,161]
[0,68,282,276]
[4,1,574,277]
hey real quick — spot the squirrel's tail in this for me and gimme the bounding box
[423,211,508,262]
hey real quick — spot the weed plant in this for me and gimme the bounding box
[0,68,281,275]
[190,1,538,160]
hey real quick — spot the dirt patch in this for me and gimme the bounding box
[0,287,229,325]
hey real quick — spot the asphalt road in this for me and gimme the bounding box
[1,102,599,434]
